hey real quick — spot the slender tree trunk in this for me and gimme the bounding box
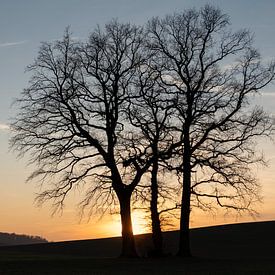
[119,192,138,257]
[178,134,192,257]
[150,158,163,256]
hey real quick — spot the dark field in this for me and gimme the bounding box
[1,221,275,274]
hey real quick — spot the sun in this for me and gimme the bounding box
[104,210,149,237]
[131,210,149,235]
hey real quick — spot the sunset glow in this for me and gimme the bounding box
[132,211,150,235]
[105,211,150,237]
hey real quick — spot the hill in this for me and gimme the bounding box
[1,221,275,274]
[0,232,48,246]
[1,220,275,258]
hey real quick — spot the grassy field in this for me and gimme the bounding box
[1,221,275,274]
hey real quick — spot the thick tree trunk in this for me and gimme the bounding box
[150,158,163,256]
[178,134,192,257]
[119,192,138,257]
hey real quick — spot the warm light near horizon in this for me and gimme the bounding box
[105,210,150,237]
[132,211,149,235]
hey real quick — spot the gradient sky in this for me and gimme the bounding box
[0,0,275,242]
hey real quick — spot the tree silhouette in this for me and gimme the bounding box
[148,5,275,256]
[126,63,176,255]
[0,232,47,246]
[11,22,152,257]
[11,6,275,259]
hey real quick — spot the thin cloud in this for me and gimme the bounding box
[261,92,275,97]
[250,92,275,98]
[0,40,27,47]
[0,123,10,131]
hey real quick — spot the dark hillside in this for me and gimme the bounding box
[1,221,275,274]
[1,221,274,259]
[142,220,275,259]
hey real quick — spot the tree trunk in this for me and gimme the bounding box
[150,158,163,256]
[119,192,138,257]
[178,135,192,257]
[178,171,191,257]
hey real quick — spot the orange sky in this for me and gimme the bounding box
[1,132,274,242]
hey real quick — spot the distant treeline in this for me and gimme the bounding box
[0,232,48,246]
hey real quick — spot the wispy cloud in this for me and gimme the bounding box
[0,40,27,47]
[251,92,275,98]
[261,92,275,97]
[0,123,10,131]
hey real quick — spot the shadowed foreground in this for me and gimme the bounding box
[1,221,275,274]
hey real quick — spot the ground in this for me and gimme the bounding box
[0,221,275,274]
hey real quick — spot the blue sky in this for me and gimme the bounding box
[0,0,275,121]
[0,0,275,241]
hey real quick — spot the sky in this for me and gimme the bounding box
[0,0,275,242]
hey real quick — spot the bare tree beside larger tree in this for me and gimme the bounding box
[126,63,178,255]
[11,22,153,257]
[148,5,275,257]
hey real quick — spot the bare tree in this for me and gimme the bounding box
[148,5,275,256]
[126,64,177,255]
[11,22,151,257]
